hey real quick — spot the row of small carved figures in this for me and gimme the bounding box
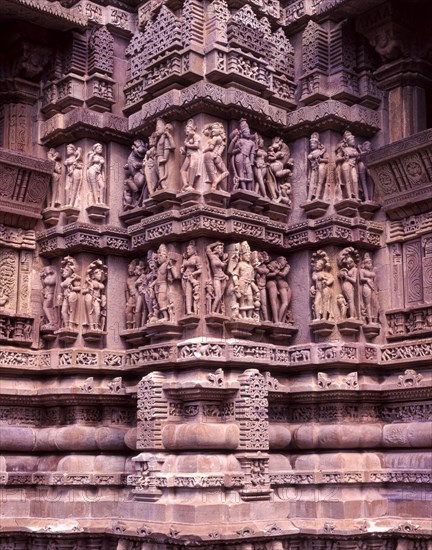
[45,119,374,211]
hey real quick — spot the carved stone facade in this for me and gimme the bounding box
[0,0,432,549]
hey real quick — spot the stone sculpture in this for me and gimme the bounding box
[359,252,379,324]
[144,133,159,196]
[47,148,62,208]
[206,241,229,315]
[64,144,83,207]
[202,122,229,191]
[337,247,360,319]
[266,255,292,323]
[40,265,58,328]
[253,250,270,321]
[228,119,256,191]
[231,240,260,320]
[150,244,178,322]
[123,139,148,209]
[180,240,202,315]
[358,141,374,202]
[135,252,158,326]
[180,118,201,192]
[253,134,268,197]
[154,118,175,192]
[83,259,107,331]
[125,259,139,329]
[266,136,293,204]
[87,143,106,205]
[310,250,334,321]
[307,132,328,201]
[58,256,81,329]
[335,130,360,201]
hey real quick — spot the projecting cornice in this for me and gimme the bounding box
[0,0,88,30]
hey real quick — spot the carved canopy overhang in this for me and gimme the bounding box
[364,128,432,220]
[313,0,386,19]
[0,148,54,229]
[0,0,87,30]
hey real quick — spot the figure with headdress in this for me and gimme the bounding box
[206,241,229,314]
[228,119,256,191]
[335,130,360,200]
[180,118,202,192]
[266,136,294,204]
[150,244,179,321]
[64,144,83,207]
[230,241,260,320]
[83,259,107,331]
[310,250,334,321]
[307,132,328,201]
[125,259,139,329]
[359,252,379,324]
[123,139,148,209]
[337,247,360,319]
[266,255,292,323]
[203,122,229,191]
[180,240,202,315]
[47,148,62,208]
[87,143,106,204]
[154,118,175,191]
[41,265,59,328]
[58,256,81,329]
[358,141,374,202]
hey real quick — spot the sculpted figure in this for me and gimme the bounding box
[267,137,294,203]
[154,118,175,192]
[87,143,106,204]
[135,252,158,326]
[143,133,159,196]
[123,139,148,209]
[180,118,202,192]
[125,259,139,329]
[180,240,202,315]
[252,251,270,321]
[335,130,360,200]
[359,252,379,324]
[228,119,256,191]
[307,132,328,201]
[64,144,83,207]
[83,259,108,331]
[266,256,292,323]
[253,135,268,197]
[40,266,58,328]
[231,241,260,320]
[310,250,334,321]
[47,148,62,208]
[203,122,229,191]
[150,244,178,322]
[358,141,374,202]
[337,247,360,319]
[58,256,81,329]
[206,241,229,315]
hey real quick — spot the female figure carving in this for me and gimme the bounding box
[180,118,201,192]
[154,118,175,191]
[181,241,202,315]
[335,130,360,200]
[47,148,62,208]
[337,247,360,319]
[206,241,229,315]
[267,137,293,203]
[266,256,291,323]
[144,133,159,196]
[310,250,334,321]
[203,122,229,191]
[253,251,270,321]
[358,141,374,202]
[231,241,260,320]
[125,259,139,329]
[87,143,106,204]
[307,132,328,201]
[151,244,178,322]
[58,256,81,329]
[123,139,148,209]
[83,259,107,331]
[64,144,83,207]
[359,252,379,324]
[253,135,268,197]
[40,266,58,328]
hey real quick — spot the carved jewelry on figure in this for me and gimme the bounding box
[64,144,83,207]
[307,132,328,201]
[337,247,360,319]
[180,240,202,316]
[154,118,175,192]
[83,259,107,331]
[228,119,256,192]
[58,256,81,329]
[40,266,59,329]
[151,244,179,322]
[359,252,379,324]
[125,259,139,329]
[203,122,229,191]
[47,149,62,208]
[230,241,260,321]
[123,139,148,210]
[358,141,374,202]
[87,143,106,205]
[180,118,202,192]
[266,255,292,324]
[206,241,229,315]
[335,130,360,201]
[310,250,334,321]
[266,136,294,205]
